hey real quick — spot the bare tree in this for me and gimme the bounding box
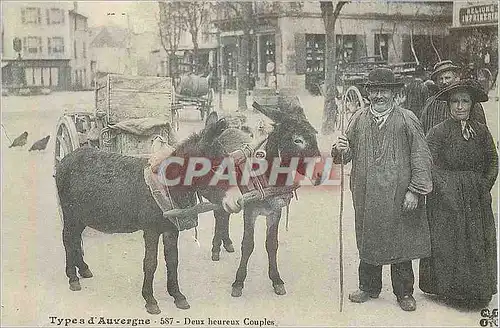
[320,1,348,134]
[158,1,184,77]
[177,2,211,73]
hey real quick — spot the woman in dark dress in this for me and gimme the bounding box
[419,79,498,306]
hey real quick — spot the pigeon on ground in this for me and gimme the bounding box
[9,131,28,148]
[29,135,50,151]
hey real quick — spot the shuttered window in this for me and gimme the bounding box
[48,37,64,54]
[22,7,41,24]
[24,36,42,54]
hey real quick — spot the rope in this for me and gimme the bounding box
[1,124,12,144]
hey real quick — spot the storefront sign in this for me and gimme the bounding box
[459,4,498,26]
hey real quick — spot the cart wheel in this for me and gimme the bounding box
[338,86,364,131]
[54,115,80,168]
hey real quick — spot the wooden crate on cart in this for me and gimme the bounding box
[95,74,176,157]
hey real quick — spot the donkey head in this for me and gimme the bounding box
[164,111,252,189]
[253,98,321,184]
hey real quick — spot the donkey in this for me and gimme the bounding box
[201,99,322,297]
[54,112,246,315]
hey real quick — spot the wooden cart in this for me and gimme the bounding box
[54,74,175,167]
[171,73,214,130]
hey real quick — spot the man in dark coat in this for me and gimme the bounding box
[419,60,487,134]
[332,68,433,312]
[402,65,429,118]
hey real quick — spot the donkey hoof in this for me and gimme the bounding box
[69,280,81,291]
[79,268,93,278]
[174,299,190,310]
[211,252,220,261]
[145,303,161,315]
[231,286,243,297]
[274,284,286,295]
[224,243,235,253]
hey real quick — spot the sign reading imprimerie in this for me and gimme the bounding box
[459,3,498,25]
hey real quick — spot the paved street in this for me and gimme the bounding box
[1,90,498,327]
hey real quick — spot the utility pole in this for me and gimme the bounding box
[218,30,223,111]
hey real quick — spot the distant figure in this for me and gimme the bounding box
[9,131,28,148]
[265,59,276,87]
[423,80,439,98]
[29,135,50,151]
[402,65,429,118]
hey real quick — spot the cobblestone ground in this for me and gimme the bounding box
[1,90,498,327]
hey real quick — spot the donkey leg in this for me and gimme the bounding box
[231,209,257,297]
[266,212,286,295]
[142,230,161,315]
[74,225,93,279]
[211,210,233,261]
[163,230,190,310]
[221,212,235,253]
[62,224,81,291]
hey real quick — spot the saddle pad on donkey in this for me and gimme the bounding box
[143,166,198,231]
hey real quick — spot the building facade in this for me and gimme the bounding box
[1,1,90,90]
[449,1,497,90]
[213,2,453,93]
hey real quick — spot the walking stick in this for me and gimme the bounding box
[338,99,346,313]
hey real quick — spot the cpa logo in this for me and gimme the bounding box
[480,308,498,327]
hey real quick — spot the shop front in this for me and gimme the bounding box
[1,58,71,91]
[450,2,498,90]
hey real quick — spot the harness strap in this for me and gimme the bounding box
[143,166,180,230]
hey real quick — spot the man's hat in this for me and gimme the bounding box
[363,67,404,89]
[430,60,460,80]
[435,79,489,103]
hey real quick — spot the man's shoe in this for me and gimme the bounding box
[397,295,417,311]
[348,289,379,303]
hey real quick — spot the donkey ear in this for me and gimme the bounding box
[205,111,219,129]
[252,101,282,123]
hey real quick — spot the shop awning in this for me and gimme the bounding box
[450,23,498,30]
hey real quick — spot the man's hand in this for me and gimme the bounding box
[222,186,243,213]
[334,135,350,152]
[402,190,419,211]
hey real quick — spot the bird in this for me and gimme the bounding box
[29,135,50,151]
[9,131,28,148]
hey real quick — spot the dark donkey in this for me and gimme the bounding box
[201,98,322,297]
[55,112,242,315]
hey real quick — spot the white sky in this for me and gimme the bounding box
[78,1,159,33]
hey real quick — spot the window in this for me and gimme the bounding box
[259,34,276,73]
[336,35,357,62]
[23,36,42,54]
[74,40,77,59]
[202,32,209,43]
[374,34,389,61]
[46,8,65,25]
[83,42,86,58]
[48,37,64,54]
[22,7,41,24]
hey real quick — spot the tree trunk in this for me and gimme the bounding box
[192,37,199,73]
[236,2,253,111]
[237,31,250,110]
[321,1,347,134]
